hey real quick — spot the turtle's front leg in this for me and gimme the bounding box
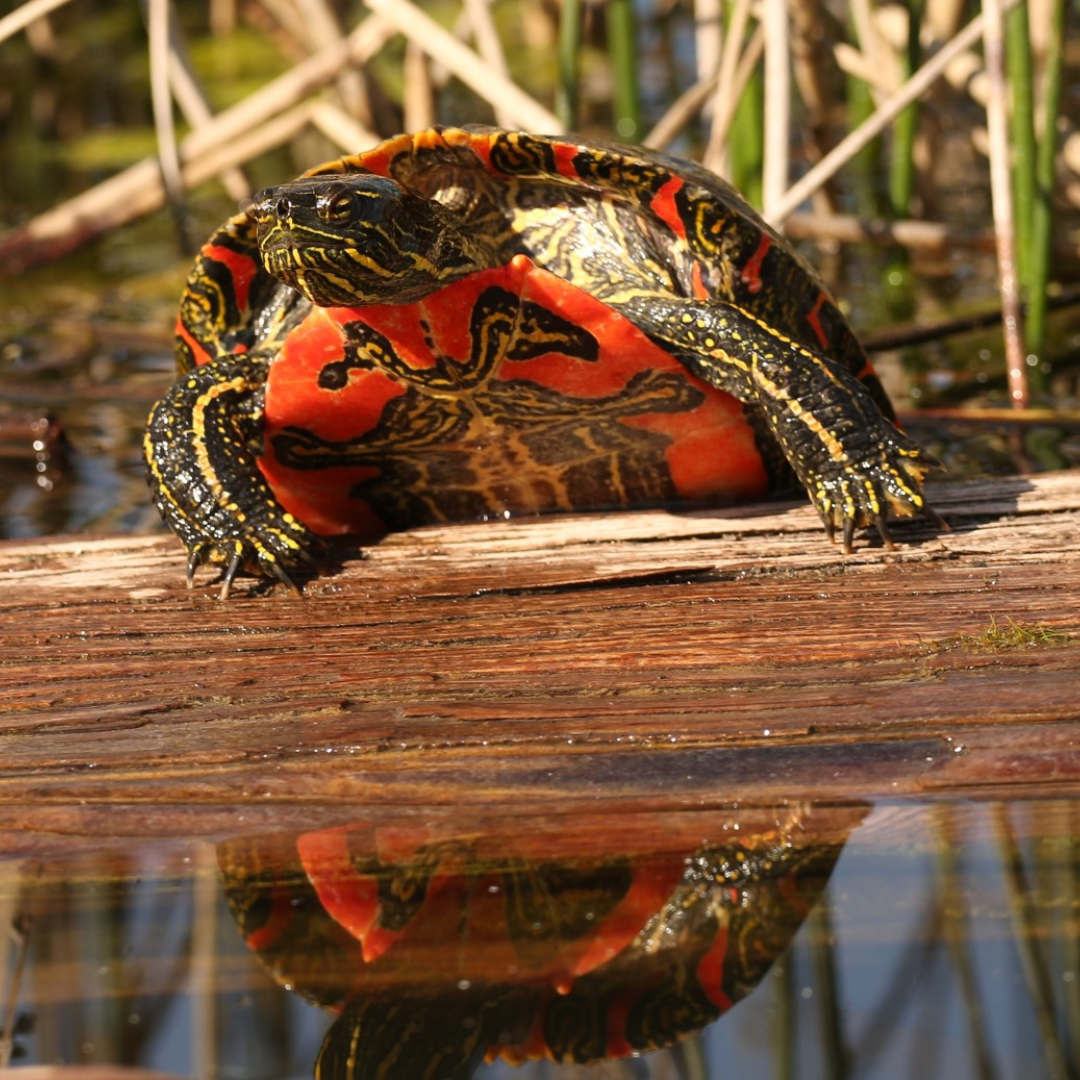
[622,296,943,549]
[145,352,322,598]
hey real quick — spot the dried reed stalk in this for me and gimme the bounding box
[695,0,722,97]
[165,9,249,202]
[761,0,791,220]
[256,0,314,53]
[703,0,754,172]
[769,4,1018,223]
[706,24,765,168]
[362,0,561,131]
[308,101,380,152]
[784,212,997,253]
[833,41,893,94]
[209,0,236,37]
[147,0,185,229]
[403,41,436,131]
[982,0,1029,408]
[0,0,73,45]
[788,0,844,214]
[461,0,515,128]
[847,0,891,100]
[290,0,370,124]
[0,16,394,272]
[643,70,720,148]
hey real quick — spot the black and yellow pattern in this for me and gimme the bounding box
[270,285,700,527]
[144,353,321,598]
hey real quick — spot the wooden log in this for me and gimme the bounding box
[0,472,1078,855]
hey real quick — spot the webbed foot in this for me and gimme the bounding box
[809,438,947,552]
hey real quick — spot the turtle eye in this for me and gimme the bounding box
[316,178,404,228]
[316,185,372,226]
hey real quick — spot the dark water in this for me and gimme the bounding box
[3,799,1079,1080]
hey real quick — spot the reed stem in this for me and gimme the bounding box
[606,0,641,140]
[1006,4,1036,291]
[1026,0,1068,377]
[983,0,1030,408]
[556,0,581,131]
[888,0,921,218]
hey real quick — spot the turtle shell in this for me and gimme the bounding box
[148,126,940,595]
[259,254,768,539]
[295,127,874,384]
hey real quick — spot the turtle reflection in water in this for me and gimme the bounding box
[218,807,866,1078]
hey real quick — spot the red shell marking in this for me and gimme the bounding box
[739,234,772,295]
[178,242,261,366]
[260,257,768,539]
[296,822,690,994]
[649,177,689,243]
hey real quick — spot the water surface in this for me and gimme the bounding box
[3,798,1076,1079]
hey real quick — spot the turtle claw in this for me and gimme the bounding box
[873,514,895,550]
[807,440,943,554]
[178,531,321,600]
[266,557,304,598]
[921,504,952,534]
[841,515,857,554]
[186,548,204,589]
[217,547,303,600]
[820,496,940,555]
[220,547,245,601]
[209,545,308,600]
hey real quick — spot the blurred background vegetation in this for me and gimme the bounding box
[1,0,1079,542]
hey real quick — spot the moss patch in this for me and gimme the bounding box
[932,615,1074,654]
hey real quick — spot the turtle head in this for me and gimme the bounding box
[250,173,491,306]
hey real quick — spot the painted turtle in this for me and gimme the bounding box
[218,812,853,1075]
[146,126,942,597]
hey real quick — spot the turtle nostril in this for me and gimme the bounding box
[275,196,291,219]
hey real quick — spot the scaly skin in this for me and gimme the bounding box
[144,352,321,598]
[618,294,942,549]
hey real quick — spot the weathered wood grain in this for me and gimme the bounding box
[0,472,1078,853]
